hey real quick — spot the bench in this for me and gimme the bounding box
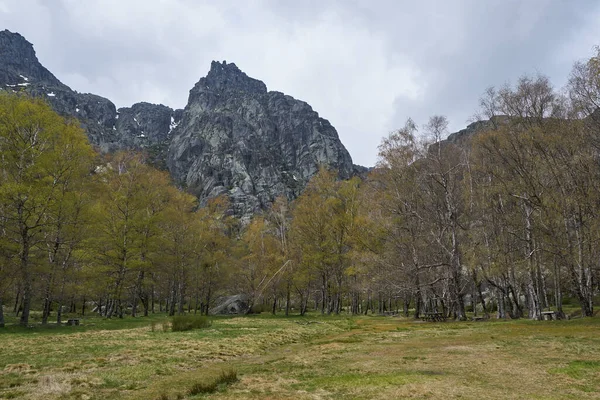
[380,311,399,317]
[472,316,486,321]
[541,311,557,321]
[67,319,80,326]
[422,312,446,322]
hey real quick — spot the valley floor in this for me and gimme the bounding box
[0,314,599,399]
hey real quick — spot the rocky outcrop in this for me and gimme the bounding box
[0,31,357,218]
[208,295,250,315]
[444,116,511,147]
[0,30,63,88]
[0,30,180,155]
[167,61,354,217]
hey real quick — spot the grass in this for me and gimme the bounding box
[0,313,599,399]
[171,315,212,332]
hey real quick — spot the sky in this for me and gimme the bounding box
[1,0,599,167]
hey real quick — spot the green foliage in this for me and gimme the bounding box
[0,93,95,326]
[170,314,212,332]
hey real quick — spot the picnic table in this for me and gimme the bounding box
[67,319,80,326]
[541,311,557,321]
[422,312,446,322]
[380,311,399,317]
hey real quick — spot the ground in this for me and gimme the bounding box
[0,313,599,399]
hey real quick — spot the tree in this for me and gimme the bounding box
[238,216,282,313]
[568,46,600,122]
[156,187,198,316]
[0,94,94,326]
[373,119,430,318]
[290,168,340,314]
[85,153,169,318]
[422,116,469,320]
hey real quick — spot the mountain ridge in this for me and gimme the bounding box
[0,29,361,218]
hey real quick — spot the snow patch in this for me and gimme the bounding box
[17,82,30,87]
[169,116,179,133]
[137,134,146,138]
[47,92,56,97]
[76,108,80,112]
[19,74,29,81]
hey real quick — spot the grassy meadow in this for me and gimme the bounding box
[0,313,599,399]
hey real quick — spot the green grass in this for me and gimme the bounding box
[170,315,212,332]
[0,313,599,399]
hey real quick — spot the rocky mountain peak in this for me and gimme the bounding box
[205,60,267,94]
[0,30,63,88]
[169,62,354,219]
[0,31,357,220]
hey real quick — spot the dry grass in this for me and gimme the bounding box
[213,318,600,400]
[0,315,348,399]
[1,315,599,399]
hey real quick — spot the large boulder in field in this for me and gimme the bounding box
[209,295,250,315]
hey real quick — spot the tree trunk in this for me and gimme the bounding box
[204,286,212,316]
[178,280,185,315]
[300,297,307,316]
[13,288,21,314]
[524,201,541,320]
[57,302,64,324]
[473,270,489,317]
[0,295,5,328]
[414,273,422,319]
[19,231,32,327]
[41,279,54,325]
[496,289,506,319]
[321,274,326,315]
[169,283,177,316]
[575,219,594,317]
[285,282,291,317]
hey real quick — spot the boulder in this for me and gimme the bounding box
[208,295,250,315]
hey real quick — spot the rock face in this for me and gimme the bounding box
[167,61,354,217]
[444,116,511,147]
[0,30,356,218]
[0,30,182,155]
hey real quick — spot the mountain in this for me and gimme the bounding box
[0,31,183,155]
[168,61,354,216]
[0,30,356,218]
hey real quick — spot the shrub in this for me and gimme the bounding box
[170,315,211,332]
[187,368,237,395]
[250,303,268,314]
[188,381,217,395]
[218,368,238,385]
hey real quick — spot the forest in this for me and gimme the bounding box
[1,47,600,328]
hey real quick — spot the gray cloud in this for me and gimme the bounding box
[0,0,598,166]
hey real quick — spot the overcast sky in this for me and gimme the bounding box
[1,0,599,166]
